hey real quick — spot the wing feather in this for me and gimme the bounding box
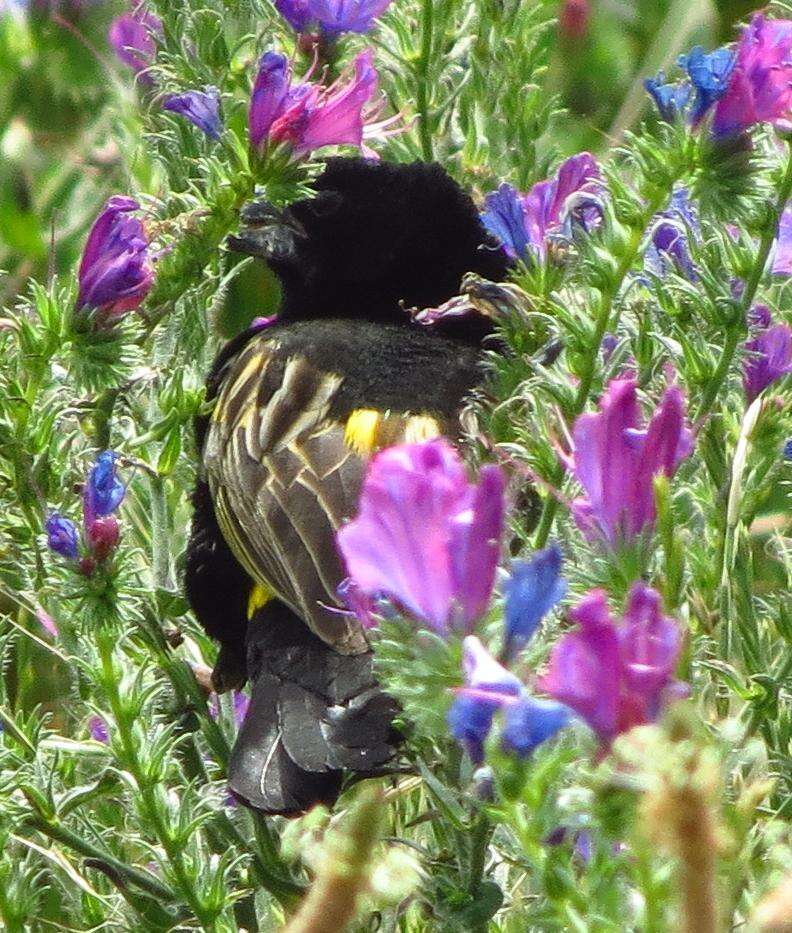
[204,333,445,655]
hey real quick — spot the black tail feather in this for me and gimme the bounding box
[228,602,400,815]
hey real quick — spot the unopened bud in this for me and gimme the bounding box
[88,515,120,561]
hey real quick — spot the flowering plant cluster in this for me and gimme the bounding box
[0,1,791,932]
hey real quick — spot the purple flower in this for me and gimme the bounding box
[784,438,792,460]
[76,196,153,322]
[447,636,570,763]
[309,0,393,36]
[539,584,685,746]
[480,185,532,261]
[337,439,505,635]
[163,86,222,139]
[742,306,792,402]
[233,691,250,726]
[249,49,381,157]
[108,8,162,82]
[88,715,109,743]
[275,0,312,31]
[644,71,692,122]
[645,188,699,281]
[711,15,792,139]
[45,513,79,560]
[502,544,567,662]
[83,451,125,527]
[566,379,694,545]
[250,314,279,332]
[677,45,736,125]
[772,202,792,276]
[481,153,603,261]
[276,0,392,35]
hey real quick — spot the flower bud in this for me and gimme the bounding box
[88,516,120,561]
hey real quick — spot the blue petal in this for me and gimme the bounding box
[677,46,736,123]
[644,72,692,122]
[85,451,125,520]
[45,513,79,560]
[481,184,530,260]
[447,693,500,764]
[501,695,571,758]
[503,543,567,660]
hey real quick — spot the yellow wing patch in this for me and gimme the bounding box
[247,582,275,620]
[344,409,382,455]
[343,409,442,456]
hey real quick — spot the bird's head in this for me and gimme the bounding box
[228,158,510,332]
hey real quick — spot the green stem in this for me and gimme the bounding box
[415,0,435,162]
[533,186,674,548]
[25,815,174,902]
[148,474,173,591]
[695,143,792,427]
[96,631,219,930]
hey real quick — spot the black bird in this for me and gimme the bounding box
[185,157,509,814]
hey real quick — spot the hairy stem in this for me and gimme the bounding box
[695,143,792,427]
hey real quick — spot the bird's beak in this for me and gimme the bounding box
[227,200,308,265]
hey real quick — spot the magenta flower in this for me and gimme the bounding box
[76,197,153,323]
[711,15,792,139]
[772,202,792,276]
[539,584,685,746]
[447,636,571,763]
[481,153,603,261]
[337,439,505,635]
[742,305,792,402]
[249,49,381,157]
[108,8,162,82]
[566,379,694,545]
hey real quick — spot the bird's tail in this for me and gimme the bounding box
[228,601,401,815]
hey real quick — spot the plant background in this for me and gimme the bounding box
[0,0,790,931]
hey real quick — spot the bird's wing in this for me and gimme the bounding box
[202,331,445,656]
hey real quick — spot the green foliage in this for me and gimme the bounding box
[0,0,790,930]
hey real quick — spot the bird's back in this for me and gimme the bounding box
[202,317,483,655]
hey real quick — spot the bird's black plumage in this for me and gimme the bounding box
[185,157,509,814]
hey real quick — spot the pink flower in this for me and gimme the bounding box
[539,584,686,746]
[566,379,694,545]
[337,439,505,634]
[249,49,382,157]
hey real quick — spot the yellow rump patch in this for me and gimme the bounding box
[247,582,274,620]
[344,409,382,455]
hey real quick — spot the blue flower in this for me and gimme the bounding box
[644,71,692,122]
[784,438,792,460]
[501,694,571,757]
[677,46,736,124]
[502,543,567,662]
[83,451,125,525]
[163,86,222,140]
[481,184,531,260]
[45,513,79,560]
[447,636,571,763]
